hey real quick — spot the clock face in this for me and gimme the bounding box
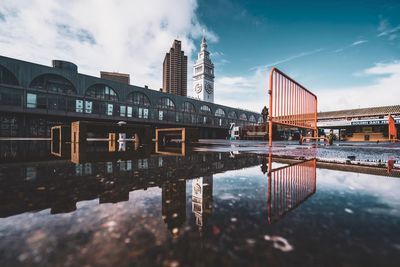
[195,84,202,93]
[206,83,213,94]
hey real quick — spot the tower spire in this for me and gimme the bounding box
[201,30,207,51]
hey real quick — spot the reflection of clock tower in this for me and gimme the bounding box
[193,36,214,103]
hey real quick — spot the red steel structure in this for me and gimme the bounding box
[267,156,316,224]
[268,68,318,146]
[388,114,397,142]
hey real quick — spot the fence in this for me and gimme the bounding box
[268,68,318,146]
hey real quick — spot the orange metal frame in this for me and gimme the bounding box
[268,68,318,146]
[267,156,317,224]
[388,114,398,142]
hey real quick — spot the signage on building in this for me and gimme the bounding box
[318,117,400,127]
[351,118,400,126]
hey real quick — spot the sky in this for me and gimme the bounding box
[0,0,399,112]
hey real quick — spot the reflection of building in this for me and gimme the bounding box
[162,40,188,96]
[192,175,213,231]
[162,180,186,237]
[193,37,214,103]
[0,151,264,218]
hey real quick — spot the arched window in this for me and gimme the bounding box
[127,92,150,106]
[30,74,75,94]
[0,65,19,86]
[182,101,196,113]
[86,84,118,101]
[200,105,212,114]
[228,111,238,119]
[239,113,247,121]
[158,97,175,110]
[249,115,257,123]
[215,108,226,117]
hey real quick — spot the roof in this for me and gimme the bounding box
[100,71,130,77]
[318,105,400,120]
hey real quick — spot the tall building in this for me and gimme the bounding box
[193,37,214,103]
[162,40,188,96]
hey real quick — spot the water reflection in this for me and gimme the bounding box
[192,176,213,232]
[162,180,186,237]
[0,139,326,231]
[267,157,317,223]
[1,140,400,266]
[0,142,262,220]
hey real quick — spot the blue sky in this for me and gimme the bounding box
[195,0,400,111]
[0,0,399,112]
[197,0,400,86]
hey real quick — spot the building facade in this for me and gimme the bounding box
[193,37,214,103]
[317,105,400,141]
[0,55,261,138]
[162,40,188,96]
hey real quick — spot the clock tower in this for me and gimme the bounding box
[193,36,214,103]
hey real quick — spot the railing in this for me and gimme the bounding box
[268,68,318,146]
[267,157,317,223]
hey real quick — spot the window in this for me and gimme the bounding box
[182,101,196,113]
[127,106,133,117]
[239,113,247,121]
[200,105,211,114]
[107,104,113,115]
[30,74,75,94]
[159,110,164,120]
[75,100,83,113]
[249,115,256,123]
[128,92,150,106]
[228,111,237,119]
[215,108,226,117]
[120,105,126,117]
[0,90,22,106]
[27,93,37,108]
[86,84,118,101]
[0,65,19,86]
[158,97,175,110]
[138,107,149,119]
[85,101,93,114]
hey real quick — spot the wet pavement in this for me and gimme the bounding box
[0,140,399,267]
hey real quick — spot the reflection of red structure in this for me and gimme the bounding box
[268,68,318,146]
[267,156,317,223]
[388,114,397,142]
[387,159,395,174]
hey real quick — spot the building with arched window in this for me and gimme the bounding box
[0,55,261,138]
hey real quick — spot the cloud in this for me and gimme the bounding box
[377,18,400,41]
[351,40,368,46]
[0,0,217,91]
[317,61,400,111]
[333,39,368,53]
[254,48,324,69]
[214,67,267,113]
